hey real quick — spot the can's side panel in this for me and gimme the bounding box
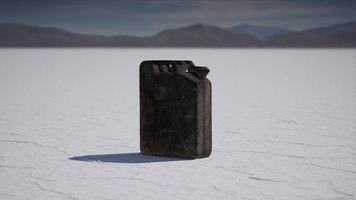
[196,78,212,158]
[204,79,212,157]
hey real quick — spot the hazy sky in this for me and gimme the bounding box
[0,0,355,36]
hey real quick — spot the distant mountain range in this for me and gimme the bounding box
[227,24,293,40]
[0,21,355,47]
[267,21,356,47]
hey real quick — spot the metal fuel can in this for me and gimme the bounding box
[140,60,211,159]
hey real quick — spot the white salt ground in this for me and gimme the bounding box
[0,49,355,200]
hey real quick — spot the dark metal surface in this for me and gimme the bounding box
[140,60,211,159]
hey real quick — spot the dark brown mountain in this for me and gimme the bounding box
[0,23,110,46]
[268,21,356,47]
[0,21,355,47]
[0,23,260,47]
[227,24,293,40]
[0,23,149,46]
[146,23,261,47]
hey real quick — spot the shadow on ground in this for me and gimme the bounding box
[69,153,185,163]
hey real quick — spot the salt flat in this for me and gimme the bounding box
[0,49,355,200]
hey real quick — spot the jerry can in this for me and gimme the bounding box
[140,60,211,159]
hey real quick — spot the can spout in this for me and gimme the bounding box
[188,66,210,78]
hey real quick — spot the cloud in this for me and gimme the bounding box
[0,0,354,35]
[148,1,334,23]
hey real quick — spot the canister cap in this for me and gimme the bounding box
[188,66,209,79]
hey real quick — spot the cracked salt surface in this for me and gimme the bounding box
[0,49,355,200]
